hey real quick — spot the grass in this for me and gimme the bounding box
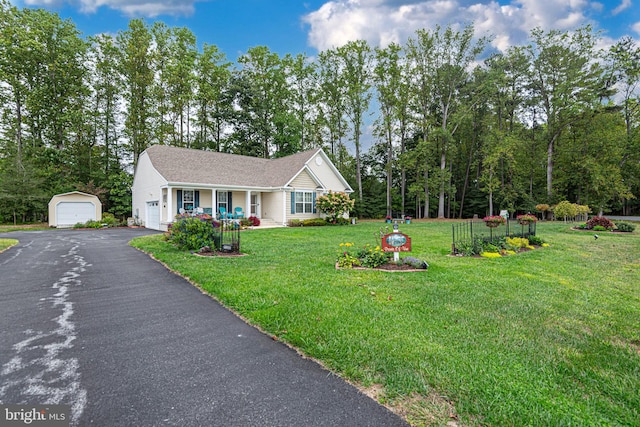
[130,221,640,426]
[0,223,49,233]
[0,238,18,252]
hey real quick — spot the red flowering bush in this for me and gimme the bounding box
[586,216,614,230]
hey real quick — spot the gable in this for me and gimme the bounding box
[289,169,319,189]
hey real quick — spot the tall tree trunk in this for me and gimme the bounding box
[438,151,446,218]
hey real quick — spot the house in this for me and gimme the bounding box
[131,145,353,231]
[48,191,102,228]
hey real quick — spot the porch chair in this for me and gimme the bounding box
[234,207,245,219]
[218,207,233,220]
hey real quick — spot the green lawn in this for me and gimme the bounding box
[131,221,640,426]
[0,238,18,252]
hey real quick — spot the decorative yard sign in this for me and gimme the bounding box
[382,231,412,262]
[382,232,411,261]
[382,232,412,252]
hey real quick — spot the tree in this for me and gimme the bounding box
[234,46,292,158]
[117,19,154,167]
[165,26,197,147]
[336,40,373,202]
[286,53,317,151]
[317,48,347,158]
[526,26,605,201]
[193,43,232,152]
[89,33,123,179]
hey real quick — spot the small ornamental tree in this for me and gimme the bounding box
[316,191,355,223]
[553,201,578,222]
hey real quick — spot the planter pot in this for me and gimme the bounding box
[386,219,392,223]
[485,222,501,228]
[405,220,411,224]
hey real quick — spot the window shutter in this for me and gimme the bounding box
[177,190,183,213]
[291,191,296,214]
[312,192,317,214]
[195,191,200,208]
[228,192,232,208]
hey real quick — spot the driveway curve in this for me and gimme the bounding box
[0,228,407,426]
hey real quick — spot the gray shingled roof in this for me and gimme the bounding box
[144,145,320,188]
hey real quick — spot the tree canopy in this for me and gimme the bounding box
[0,1,638,223]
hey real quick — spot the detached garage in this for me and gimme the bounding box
[48,191,102,228]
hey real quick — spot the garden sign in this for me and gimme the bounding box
[381,230,412,262]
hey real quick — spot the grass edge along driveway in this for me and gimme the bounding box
[0,238,18,253]
[130,221,640,427]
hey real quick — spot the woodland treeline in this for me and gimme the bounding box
[1,1,638,223]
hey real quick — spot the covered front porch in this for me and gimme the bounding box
[158,187,286,230]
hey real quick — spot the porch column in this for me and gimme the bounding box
[245,191,251,217]
[212,189,217,216]
[166,186,172,223]
[282,189,287,226]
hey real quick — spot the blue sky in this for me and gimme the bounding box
[11,0,640,60]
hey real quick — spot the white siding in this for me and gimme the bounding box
[48,192,101,227]
[132,151,167,229]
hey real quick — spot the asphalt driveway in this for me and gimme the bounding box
[0,228,407,427]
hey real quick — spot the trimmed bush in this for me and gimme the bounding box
[302,218,327,227]
[586,216,615,230]
[614,222,636,233]
[168,216,217,250]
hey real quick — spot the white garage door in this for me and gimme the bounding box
[146,201,160,230]
[57,202,96,226]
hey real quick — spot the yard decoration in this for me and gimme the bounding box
[517,213,537,225]
[483,215,505,240]
[483,215,506,228]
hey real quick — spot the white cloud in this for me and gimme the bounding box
[633,21,640,35]
[23,0,197,17]
[303,0,600,52]
[612,0,632,15]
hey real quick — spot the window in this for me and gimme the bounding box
[217,191,228,211]
[183,190,194,212]
[294,191,314,214]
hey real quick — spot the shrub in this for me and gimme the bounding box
[167,216,217,250]
[288,219,302,227]
[593,225,607,231]
[481,252,502,258]
[586,216,614,230]
[248,216,260,226]
[614,222,636,232]
[315,191,355,223]
[455,236,484,256]
[505,237,529,251]
[101,212,120,227]
[302,218,327,227]
[527,235,546,246]
[358,244,390,268]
